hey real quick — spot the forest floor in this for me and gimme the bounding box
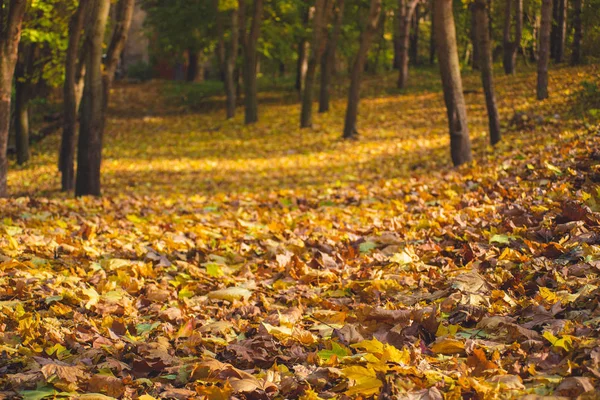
[1,64,600,399]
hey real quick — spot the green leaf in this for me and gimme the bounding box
[359,241,377,254]
[318,341,351,362]
[204,262,224,278]
[19,386,56,400]
[490,234,510,244]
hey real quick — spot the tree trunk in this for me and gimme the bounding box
[470,3,479,69]
[0,0,27,197]
[434,0,472,166]
[60,0,88,191]
[429,0,435,64]
[225,6,240,119]
[503,0,522,74]
[215,0,226,82]
[409,5,420,65]
[550,0,558,58]
[240,0,264,125]
[14,80,29,165]
[397,0,419,89]
[319,0,345,113]
[342,0,382,139]
[187,49,198,82]
[301,0,334,128]
[537,0,552,100]
[474,0,501,145]
[295,6,311,92]
[76,0,111,197]
[570,0,582,65]
[554,0,566,62]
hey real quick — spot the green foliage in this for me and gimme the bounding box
[127,61,154,82]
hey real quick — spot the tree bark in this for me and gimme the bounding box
[296,5,311,92]
[554,0,566,62]
[434,0,472,166]
[342,0,382,139]
[240,0,264,125]
[537,0,552,100]
[0,0,27,197]
[301,0,334,128]
[75,0,111,197]
[470,3,479,69]
[215,0,226,82]
[503,0,522,74]
[60,0,88,191]
[225,6,239,119]
[429,0,435,65]
[14,42,34,166]
[409,5,420,65]
[397,0,420,89]
[570,0,582,65]
[187,48,198,82]
[319,0,345,113]
[474,0,501,145]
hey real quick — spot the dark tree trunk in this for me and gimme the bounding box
[240,0,264,125]
[474,0,501,145]
[537,0,552,100]
[76,0,111,197]
[503,0,522,74]
[397,0,420,89]
[319,0,345,113]
[187,49,198,82]
[550,0,558,58]
[434,0,472,166]
[342,0,382,139]
[554,0,566,62]
[570,0,582,65]
[225,6,240,119]
[429,0,435,64]
[409,4,420,65]
[0,0,27,197]
[470,3,479,69]
[295,6,311,92]
[301,0,334,128]
[60,0,88,191]
[14,80,29,165]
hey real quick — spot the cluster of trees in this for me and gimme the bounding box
[0,0,596,197]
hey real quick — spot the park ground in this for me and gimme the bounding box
[1,64,600,399]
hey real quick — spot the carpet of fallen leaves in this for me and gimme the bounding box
[1,64,600,400]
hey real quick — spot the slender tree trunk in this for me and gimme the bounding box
[14,80,29,165]
[397,0,419,89]
[409,5,420,65]
[429,0,435,64]
[60,0,88,191]
[571,0,582,65]
[319,0,345,113]
[537,0,552,100]
[187,49,198,82]
[76,0,111,197]
[554,0,566,62]
[215,0,226,82]
[225,6,239,119]
[434,0,472,166]
[503,0,522,74]
[342,0,382,139]
[296,6,311,92]
[550,0,558,58]
[240,0,264,125]
[301,0,333,128]
[474,0,501,145]
[470,3,479,69]
[0,0,27,197]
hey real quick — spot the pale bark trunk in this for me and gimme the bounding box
[537,0,552,100]
[342,0,382,139]
[474,0,501,145]
[296,6,311,92]
[60,0,88,191]
[397,0,419,89]
[0,0,27,197]
[503,0,522,74]
[554,0,566,62]
[434,0,472,166]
